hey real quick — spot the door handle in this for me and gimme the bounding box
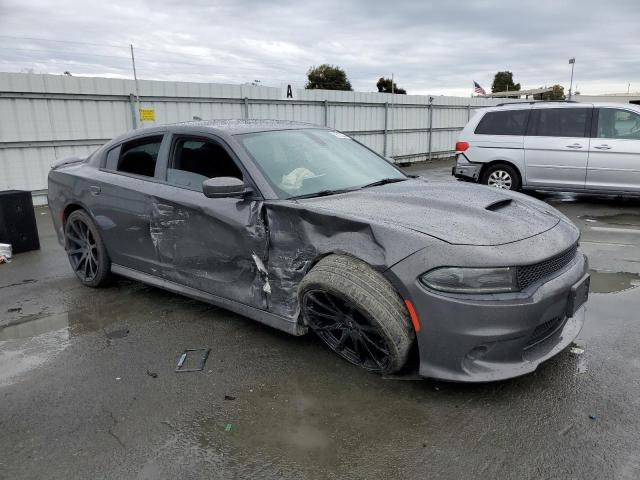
[593,145,611,150]
[565,144,583,149]
[89,185,101,195]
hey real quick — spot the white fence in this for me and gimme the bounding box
[0,72,519,204]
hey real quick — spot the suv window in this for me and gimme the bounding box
[596,108,640,140]
[114,136,163,177]
[527,108,589,138]
[168,138,243,191]
[474,110,529,136]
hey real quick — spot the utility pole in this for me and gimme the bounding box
[568,58,576,101]
[130,44,142,127]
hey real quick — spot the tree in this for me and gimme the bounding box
[491,71,521,93]
[305,64,352,91]
[533,84,565,101]
[376,77,407,94]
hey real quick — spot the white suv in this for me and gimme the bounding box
[452,102,640,194]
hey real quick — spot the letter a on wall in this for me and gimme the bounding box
[282,83,294,100]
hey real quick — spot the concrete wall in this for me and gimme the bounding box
[0,72,521,204]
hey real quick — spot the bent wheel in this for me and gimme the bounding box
[65,210,112,287]
[300,255,414,374]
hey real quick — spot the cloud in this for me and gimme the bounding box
[1,0,638,95]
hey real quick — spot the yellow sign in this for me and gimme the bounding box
[139,108,155,121]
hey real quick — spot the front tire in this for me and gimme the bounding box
[481,163,521,191]
[299,255,415,374]
[65,210,112,287]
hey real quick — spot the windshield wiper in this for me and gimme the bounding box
[287,177,408,200]
[359,177,408,189]
[288,188,356,200]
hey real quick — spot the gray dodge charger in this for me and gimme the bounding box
[48,120,590,382]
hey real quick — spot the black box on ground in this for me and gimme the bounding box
[0,190,40,254]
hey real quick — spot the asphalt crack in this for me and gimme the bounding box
[104,409,126,448]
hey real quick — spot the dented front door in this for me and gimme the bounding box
[147,184,269,310]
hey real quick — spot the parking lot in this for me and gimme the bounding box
[1,158,640,480]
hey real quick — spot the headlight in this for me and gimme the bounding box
[420,267,518,294]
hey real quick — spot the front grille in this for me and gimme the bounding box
[516,244,578,290]
[525,316,565,349]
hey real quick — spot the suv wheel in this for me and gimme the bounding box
[481,164,520,191]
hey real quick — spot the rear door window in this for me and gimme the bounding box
[595,108,640,140]
[474,110,529,135]
[112,136,164,177]
[527,108,590,138]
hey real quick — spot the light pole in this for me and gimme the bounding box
[568,58,575,101]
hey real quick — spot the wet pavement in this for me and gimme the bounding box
[2,158,640,479]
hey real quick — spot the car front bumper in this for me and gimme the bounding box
[388,246,589,382]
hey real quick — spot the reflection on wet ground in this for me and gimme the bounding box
[0,325,69,387]
[0,312,71,341]
[580,213,640,226]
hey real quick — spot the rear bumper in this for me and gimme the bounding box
[452,157,482,182]
[391,250,589,382]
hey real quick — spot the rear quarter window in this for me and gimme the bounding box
[104,136,164,177]
[474,110,529,135]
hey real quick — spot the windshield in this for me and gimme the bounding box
[237,129,406,199]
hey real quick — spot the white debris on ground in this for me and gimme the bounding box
[0,243,12,264]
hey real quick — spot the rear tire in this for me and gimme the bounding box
[299,255,415,374]
[481,163,521,191]
[65,210,112,287]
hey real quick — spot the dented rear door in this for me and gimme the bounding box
[90,134,171,275]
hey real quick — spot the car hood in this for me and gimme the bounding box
[297,179,562,246]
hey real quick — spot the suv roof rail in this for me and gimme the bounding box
[495,100,578,107]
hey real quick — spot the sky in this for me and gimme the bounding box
[0,0,638,96]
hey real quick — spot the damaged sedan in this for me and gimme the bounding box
[48,120,590,381]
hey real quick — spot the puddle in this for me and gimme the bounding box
[0,313,70,341]
[0,308,134,341]
[0,327,70,387]
[589,270,640,294]
[0,308,136,387]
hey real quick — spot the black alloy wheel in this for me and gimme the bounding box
[303,289,393,372]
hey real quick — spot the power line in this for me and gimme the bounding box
[0,46,131,62]
[0,34,127,49]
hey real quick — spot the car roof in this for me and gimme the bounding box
[102,119,325,154]
[171,119,320,135]
[481,101,640,113]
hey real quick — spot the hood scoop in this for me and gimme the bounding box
[485,198,513,212]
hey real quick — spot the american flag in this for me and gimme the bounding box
[473,81,486,95]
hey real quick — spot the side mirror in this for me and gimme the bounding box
[202,177,251,198]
